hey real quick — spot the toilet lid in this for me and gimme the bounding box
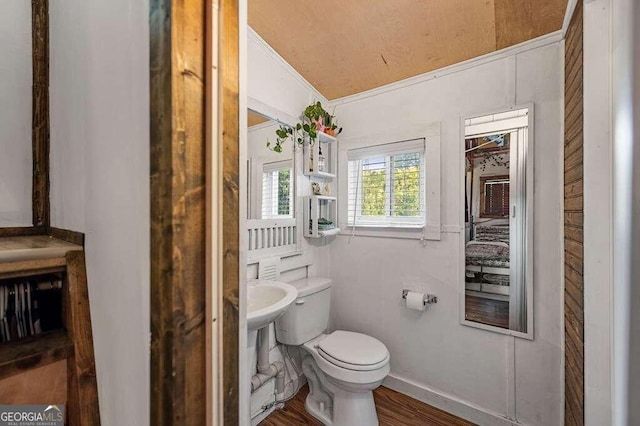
[317,331,389,371]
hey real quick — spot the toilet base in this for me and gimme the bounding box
[302,356,380,426]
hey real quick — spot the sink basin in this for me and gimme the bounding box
[247,280,298,331]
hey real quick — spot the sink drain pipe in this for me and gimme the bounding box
[251,326,285,395]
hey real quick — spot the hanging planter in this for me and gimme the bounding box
[267,101,342,153]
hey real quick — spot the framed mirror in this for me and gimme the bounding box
[247,110,294,220]
[0,1,35,226]
[246,103,299,261]
[460,105,533,339]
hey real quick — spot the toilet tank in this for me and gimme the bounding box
[275,277,332,345]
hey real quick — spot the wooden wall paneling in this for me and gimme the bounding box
[149,1,174,422]
[31,0,50,227]
[220,0,240,424]
[64,251,100,425]
[150,0,209,424]
[564,3,584,425]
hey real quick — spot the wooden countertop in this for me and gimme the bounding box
[0,235,82,263]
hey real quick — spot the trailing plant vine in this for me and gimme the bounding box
[267,101,343,152]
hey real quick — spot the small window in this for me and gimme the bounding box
[261,160,293,219]
[480,175,510,218]
[347,139,425,228]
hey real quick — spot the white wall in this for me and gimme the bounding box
[246,26,332,424]
[248,28,327,122]
[327,41,564,425]
[49,1,150,425]
[247,26,331,278]
[0,0,33,226]
[611,0,640,424]
[583,0,613,424]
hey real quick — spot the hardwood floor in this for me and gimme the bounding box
[465,295,509,329]
[259,385,476,426]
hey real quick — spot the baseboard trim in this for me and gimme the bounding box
[383,374,520,426]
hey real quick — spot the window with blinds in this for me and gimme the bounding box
[480,175,510,218]
[261,160,293,219]
[347,138,425,227]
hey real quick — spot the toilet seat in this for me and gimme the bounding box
[317,331,390,372]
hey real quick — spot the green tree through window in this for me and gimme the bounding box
[358,154,421,217]
[361,157,386,216]
[277,169,290,216]
[347,139,425,227]
[392,153,420,216]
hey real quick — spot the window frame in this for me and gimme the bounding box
[348,150,426,228]
[261,159,293,220]
[479,174,510,218]
[338,122,442,240]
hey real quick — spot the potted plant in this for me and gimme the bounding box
[267,101,342,152]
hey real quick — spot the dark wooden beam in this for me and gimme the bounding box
[0,227,47,238]
[31,0,50,227]
[47,227,85,246]
[220,0,240,424]
[150,0,208,424]
[65,251,100,425]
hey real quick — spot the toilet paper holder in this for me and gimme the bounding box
[402,289,438,305]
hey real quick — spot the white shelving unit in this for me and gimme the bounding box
[304,196,340,238]
[303,131,337,179]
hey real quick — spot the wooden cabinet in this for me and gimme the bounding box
[0,234,99,424]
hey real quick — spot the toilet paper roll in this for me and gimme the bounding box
[405,291,425,311]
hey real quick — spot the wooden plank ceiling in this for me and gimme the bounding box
[249,0,567,99]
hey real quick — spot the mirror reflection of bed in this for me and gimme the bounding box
[463,108,529,332]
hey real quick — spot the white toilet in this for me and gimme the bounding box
[275,278,390,426]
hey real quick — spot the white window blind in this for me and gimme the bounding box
[347,139,425,228]
[261,160,293,219]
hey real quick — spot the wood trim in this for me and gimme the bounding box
[0,257,66,280]
[47,227,85,246]
[0,227,84,246]
[220,0,240,424]
[31,0,50,227]
[150,0,209,424]
[0,330,73,381]
[0,227,47,238]
[65,250,100,425]
[564,3,584,425]
[204,0,214,423]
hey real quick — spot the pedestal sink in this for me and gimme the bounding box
[247,280,298,331]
